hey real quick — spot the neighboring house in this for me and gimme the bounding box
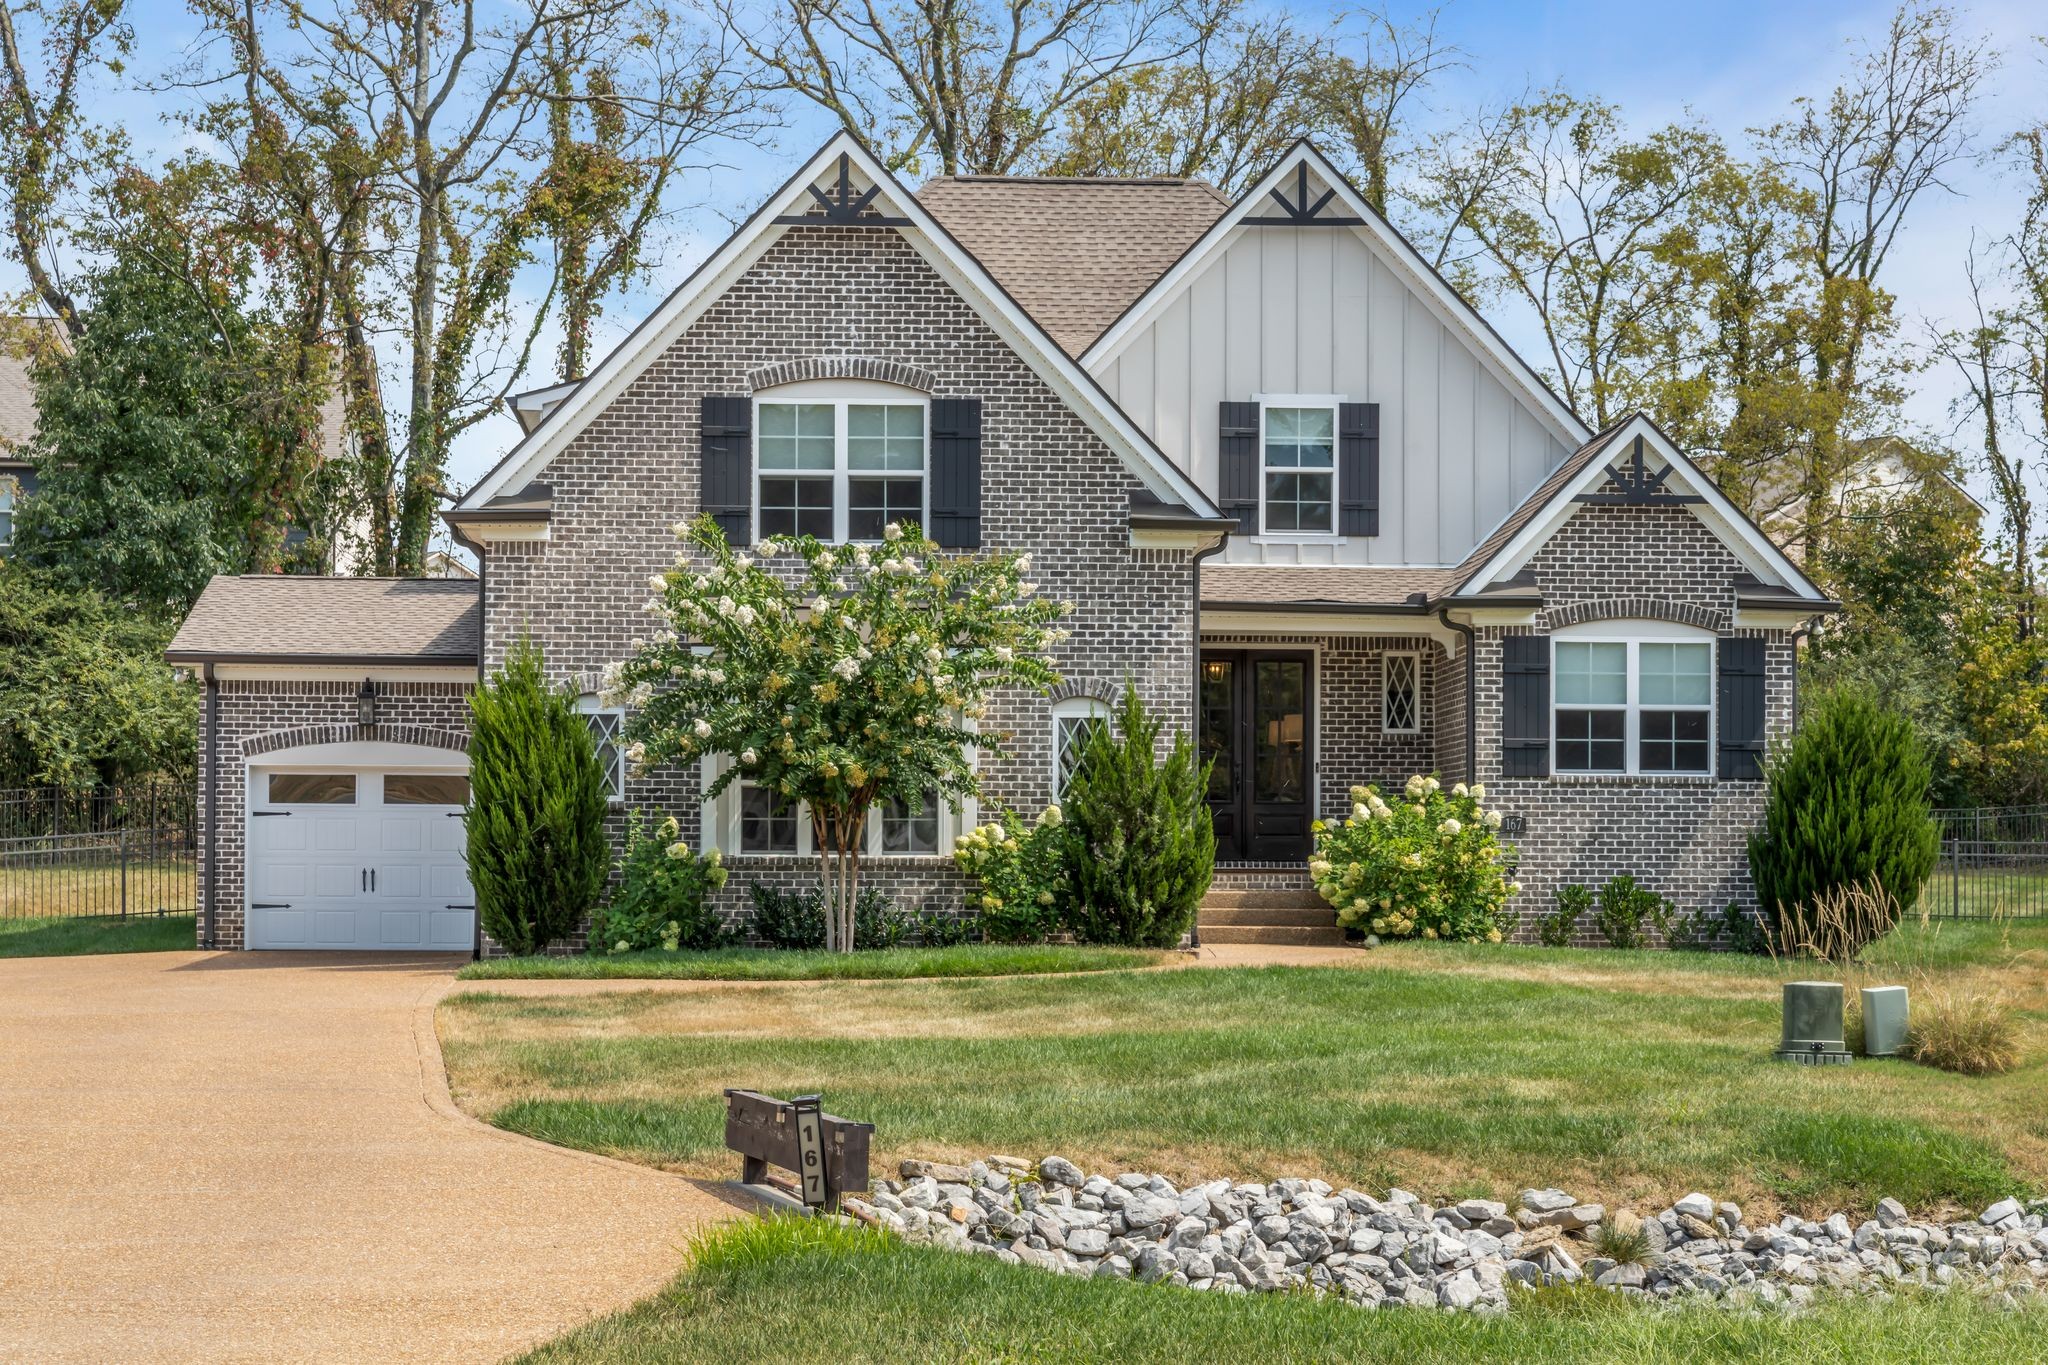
[168,135,1835,954]
[0,316,70,557]
[0,316,370,573]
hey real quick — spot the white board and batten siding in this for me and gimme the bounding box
[1092,224,1574,568]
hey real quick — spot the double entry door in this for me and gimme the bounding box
[1199,650,1314,862]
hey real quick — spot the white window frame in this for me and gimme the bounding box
[1255,394,1342,540]
[1051,696,1112,800]
[703,755,967,858]
[0,473,16,553]
[1381,650,1421,735]
[753,379,929,545]
[576,696,627,803]
[1549,621,1716,778]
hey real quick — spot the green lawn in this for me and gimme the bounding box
[0,913,197,958]
[0,858,195,919]
[441,919,2048,1218]
[521,1217,2048,1365]
[458,944,1172,981]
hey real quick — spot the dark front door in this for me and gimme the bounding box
[1199,650,1314,862]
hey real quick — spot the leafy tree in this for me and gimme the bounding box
[1748,685,1940,941]
[614,517,1066,953]
[467,638,612,957]
[1058,681,1214,948]
[725,0,1240,176]
[1951,574,2048,807]
[0,560,194,789]
[13,192,269,615]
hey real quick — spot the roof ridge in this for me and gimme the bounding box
[922,174,1217,188]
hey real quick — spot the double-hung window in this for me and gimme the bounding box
[1553,626,1713,775]
[731,777,947,856]
[1260,402,1336,535]
[756,383,927,543]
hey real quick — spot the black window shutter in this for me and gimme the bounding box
[1219,401,1260,535]
[1501,635,1551,778]
[1337,402,1380,536]
[929,398,982,548]
[700,395,752,542]
[1717,637,1768,780]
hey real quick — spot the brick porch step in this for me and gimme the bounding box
[1197,923,1351,947]
[1197,906,1338,927]
[1199,888,1326,911]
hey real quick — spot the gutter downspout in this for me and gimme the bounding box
[1790,621,1814,734]
[471,538,487,963]
[1437,608,1477,783]
[202,662,220,950]
[1190,532,1229,953]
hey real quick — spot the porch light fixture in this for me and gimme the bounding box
[357,678,378,727]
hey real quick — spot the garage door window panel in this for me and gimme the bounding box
[383,773,471,805]
[268,772,357,804]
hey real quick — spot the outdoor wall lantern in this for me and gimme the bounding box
[357,679,378,727]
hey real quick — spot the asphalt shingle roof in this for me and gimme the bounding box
[1201,565,1458,610]
[916,176,1230,357]
[167,576,480,664]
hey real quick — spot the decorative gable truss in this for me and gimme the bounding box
[452,134,1226,547]
[1451,414,1835,625]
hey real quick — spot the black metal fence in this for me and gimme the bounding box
[0,781,196,921]
[1928,805,2048,920]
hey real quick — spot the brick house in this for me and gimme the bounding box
[167,135,1834,953]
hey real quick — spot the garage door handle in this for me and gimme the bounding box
[251,902,292,909]
[446,904,475,910]
[252,810,292,817]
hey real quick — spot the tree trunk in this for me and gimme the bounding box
[811,805,868,953]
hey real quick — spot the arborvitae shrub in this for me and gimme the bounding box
[1747,685,1939,954]
[467,639,611,956]
[1059,683,1216,947]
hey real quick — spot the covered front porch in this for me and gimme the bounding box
[1195,621,1469,866]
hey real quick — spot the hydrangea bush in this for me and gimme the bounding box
[588,813,731,953]
[1308,775,1519,943]
[952,804,1068,942]
[608,516,1067,952]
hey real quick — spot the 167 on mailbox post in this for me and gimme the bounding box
[791,1093,827,1206]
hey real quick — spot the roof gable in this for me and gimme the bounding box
[916,176,1229,357]
[1452,413,1831,602]
[459,135,1222,520]
[1079,140,1589,454]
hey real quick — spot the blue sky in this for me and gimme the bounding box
[12,0,2041,515]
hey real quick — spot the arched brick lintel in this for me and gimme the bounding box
[1048,679,1122,706]
[1541,597,1728,633]
[241,723,471,759]
[746,356,936,393]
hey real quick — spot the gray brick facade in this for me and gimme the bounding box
[1474,499,1796,942]
[481,224,1194,933]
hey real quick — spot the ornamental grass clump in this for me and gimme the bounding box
[1907,989,2023,1076]
[952,805,1068,942]
[1309,775,1519,943]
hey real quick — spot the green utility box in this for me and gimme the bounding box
[1861,985,1910,1057]
[1776,981,1851,1065]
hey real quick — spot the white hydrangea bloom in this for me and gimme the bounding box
[647,574,667,593]
[883,522,903,541]
[1439,818,1462,836]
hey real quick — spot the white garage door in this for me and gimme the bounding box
[247,768,474,950]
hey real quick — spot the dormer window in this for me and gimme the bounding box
[1260,402,1336,535]
[755,381,927,543]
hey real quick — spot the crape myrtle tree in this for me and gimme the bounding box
[608,516,1068,953]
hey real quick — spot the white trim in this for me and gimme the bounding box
[458,133,1223,522]
[1082,142,1589,453]
[752,385,929,544]
[1132,527,1229,551]
[247,740,472,772]
[1458,415,1831,601]
[1548,622,1715,779]
[1201,611,1464,655]
[1735,606,1826,630]
[213,665,476,684]
[457,521,550,543]
[1380,649,1421,735]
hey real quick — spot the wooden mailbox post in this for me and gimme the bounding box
[723,1088,875,1211]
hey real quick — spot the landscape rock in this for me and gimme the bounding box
[863,1157,2045,1317]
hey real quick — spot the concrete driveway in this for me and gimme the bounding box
[0,951,737,1363]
